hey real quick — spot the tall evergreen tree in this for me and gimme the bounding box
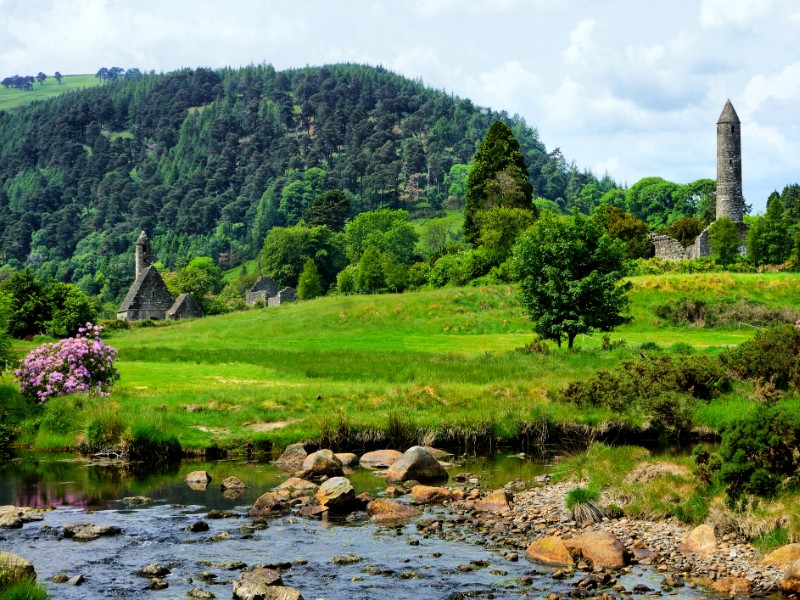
[464,121,534,244]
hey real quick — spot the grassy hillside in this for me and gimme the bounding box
[12,273,800,452]
[0,75,101,110]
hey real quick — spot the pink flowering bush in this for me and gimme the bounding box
[14,323,120,404]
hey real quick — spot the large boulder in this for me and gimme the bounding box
[62,523,122,541]
[762,543,800,568]
[473,488,511,514]
[367,498,420,524]
[315,477,356,513]
[0,551,36,582]
[676,524,717,557]
[564,530,627,570]
[275,477,319,496]
[386,446,448,483]
[525,536,575,568]
[275,443,309,471]
[335,453,359,468]
[0,506,43,529]
[221,476,247,490]
[360,449,403,469]
[186,471,212,484]
[712,577,751,595]
[299,449,344,480]
[233,567,303,600]
[410,485,453,504]
[782,560,800,595]
[249,490,292,518]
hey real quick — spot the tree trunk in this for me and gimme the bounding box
[568,333,576,349]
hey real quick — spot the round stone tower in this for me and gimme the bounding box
[716,99,744,222]
[135,231,152,280]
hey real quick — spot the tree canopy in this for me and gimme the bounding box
[464,120,534,244]
[513,211,631,349]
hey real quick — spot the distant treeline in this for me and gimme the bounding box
[0,63,613,303]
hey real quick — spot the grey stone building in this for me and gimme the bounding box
[245,276,278,305]
[652,100,748,260]
[245,276,297,307]
[117,231,205,321]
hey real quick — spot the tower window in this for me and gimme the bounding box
[731,125,735,133]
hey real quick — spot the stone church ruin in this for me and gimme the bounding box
[245,275,297,307]
[117,232,205,321]
[651,100,748,260]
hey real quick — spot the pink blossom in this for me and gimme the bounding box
[14,322,120,404]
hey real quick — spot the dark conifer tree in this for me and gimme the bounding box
[464,120,533,244]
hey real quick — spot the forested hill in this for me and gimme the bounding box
[0,63,605,301]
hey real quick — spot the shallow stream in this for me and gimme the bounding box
[0,452,706,599]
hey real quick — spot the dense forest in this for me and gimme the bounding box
[0,63,611,303]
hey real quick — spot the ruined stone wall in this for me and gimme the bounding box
[268,287,297,307]
[650,234,691,260]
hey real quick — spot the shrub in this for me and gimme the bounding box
[14,323,119,404]
[721,324,800,390]
[717,406,800,502]
[656,298,799,328]
[85,411,125,450]
[565,486,605,525]
[406,262,431,290]
[561,354,730,413]
[516,338,549,355]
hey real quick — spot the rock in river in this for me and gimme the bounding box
[386,446,448,483]
[250,491,292,519]
[360,449,403,469]
[782,560,800,595]
[0,550,36,581]
[410,485,453,504]
[315,477,356,513]
[275,443,309,472]
[62,523,122,541]
[299,449,344,480]
[221,476,247,490]
[564,530,627,570]
[762,543,800,568]
[233,567,303,600]
[186,471,212,484]
[367,498,420,524]
[525,536,575,568]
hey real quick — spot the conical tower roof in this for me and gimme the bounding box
[718,99,740,124]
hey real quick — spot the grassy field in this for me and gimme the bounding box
[0,75,102,111]
[9,272,800,453]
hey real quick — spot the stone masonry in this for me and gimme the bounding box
[653,100,748,260]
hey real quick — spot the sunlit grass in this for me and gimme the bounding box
[10,273,800,451]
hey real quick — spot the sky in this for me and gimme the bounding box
[2,0,799,213]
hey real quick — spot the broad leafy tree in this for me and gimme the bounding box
[260,224,345,289]
[513,211,631,349]
[595,206,653,260]
[344,209,417,264]
[747,196,792,266]
[663,217,704,248]
[708,217,741,266]
[465,121,534,243]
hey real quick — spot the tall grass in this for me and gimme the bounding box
[10,274,800,452]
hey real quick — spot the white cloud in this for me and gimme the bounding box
[461,61,539,117]
[740,63,800,118]
[563,19,596,64]
[699,0,773,29]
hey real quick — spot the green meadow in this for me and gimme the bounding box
[0,75,102,111]
[13,272,800,452]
